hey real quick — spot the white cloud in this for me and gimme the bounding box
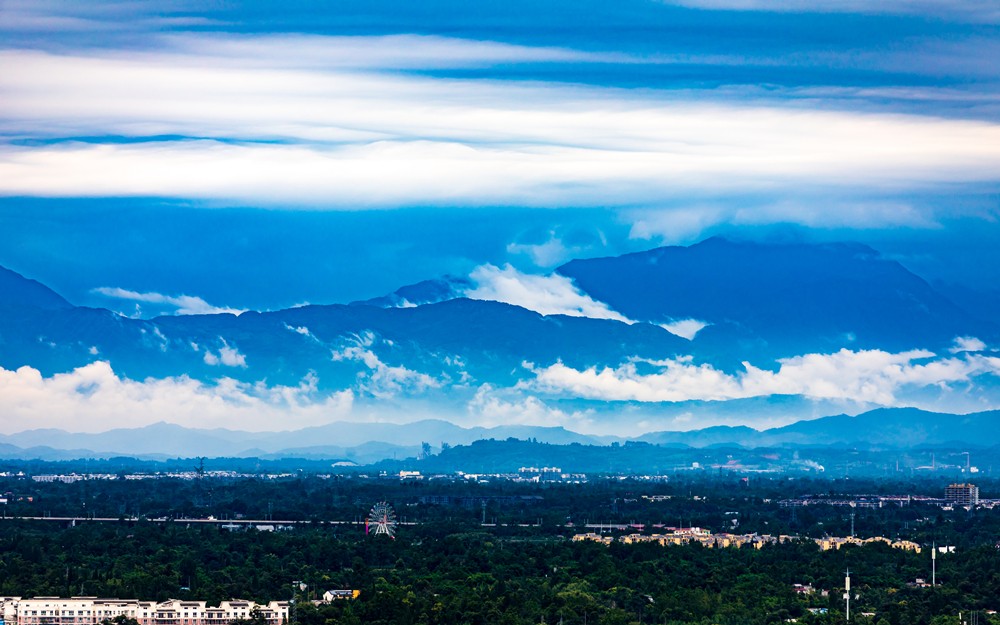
[659,319,709,340]
[660,0,1000,22]
[202,339,247,368]
[463,264,632,323]
[284,323,317,340]
[950,336,987,353]
[332,333,440,398]
[527,357,741,402]
[628,199,940,244]
[0,1,228,36]
[629,205,730,243]
[467,384,594,430]
[0,361,353,433]
[738,349,972,404]
[525,348,1000,405]
[158,33,613,70]
[0,44,998,216]
[507,233,575,268]
[93,286,245,316]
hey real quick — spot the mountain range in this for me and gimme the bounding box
[1,408,999,463]
[1,236,998,452]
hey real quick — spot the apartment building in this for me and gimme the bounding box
[0,598,288,625]
[945,483,979,507]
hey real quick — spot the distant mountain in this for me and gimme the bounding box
[762,407,1000,448]
[933,281,1000,326]
[353,277,472,308]
[640,407,1000,449]
[638,425,760,448]
[0,419,611,460]
[557,237,995,358]
[0,265,72,311]
[3,239,989,386]
[1,238,996,441]
[0,442,111,462]
[3,408,1000,463]
[0,281,688,385]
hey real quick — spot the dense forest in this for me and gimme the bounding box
[2,471,1000,625]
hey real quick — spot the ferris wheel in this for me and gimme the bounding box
[366,501,398,538]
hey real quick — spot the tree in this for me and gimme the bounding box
[230,607,269,625]
[101,616,140,625]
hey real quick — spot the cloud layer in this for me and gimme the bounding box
[331,333,441,398]
[0,40,997,224]
[464,264,631,322]
[526,348,1000,405]
[2,344,998,434]
[0,361,353,433]
[93,287,245,316]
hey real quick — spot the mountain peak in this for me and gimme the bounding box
[556,237,988,355]
[0,265,72,310]
[353,277,472,309]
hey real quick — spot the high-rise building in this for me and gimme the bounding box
[945,483,979,506]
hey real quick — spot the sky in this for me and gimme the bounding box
[1,0,999,434]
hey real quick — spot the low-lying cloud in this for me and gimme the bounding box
[467,383,595,430]
[201,339,247,368]
[0,361,353,433]
[526,348,1000,406]
[464,264,632,323]
[93,287,245,316]
[659,319,709,340]
[332,333,441,398]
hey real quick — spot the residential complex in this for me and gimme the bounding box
[0,598,288,625]
[575,527,921,553]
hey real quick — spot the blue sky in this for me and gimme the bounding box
[1,1,1000,434]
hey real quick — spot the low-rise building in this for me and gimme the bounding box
[0,598,288,625]
[319,591,359,603]
[571,533,613,544]
[584,527,921,553]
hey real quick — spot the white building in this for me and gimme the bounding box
[0,598,288,625]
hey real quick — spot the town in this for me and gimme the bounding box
[1,464,998,625]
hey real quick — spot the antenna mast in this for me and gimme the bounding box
[844,569,851,623]
[932,543,937,587]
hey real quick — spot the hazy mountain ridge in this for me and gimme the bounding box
[639,407,1000,449]
[0,419,613,460]
[2,408,1000,461]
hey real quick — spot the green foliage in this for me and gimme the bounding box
[2,473,1000,625]
[101,616,140,625]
